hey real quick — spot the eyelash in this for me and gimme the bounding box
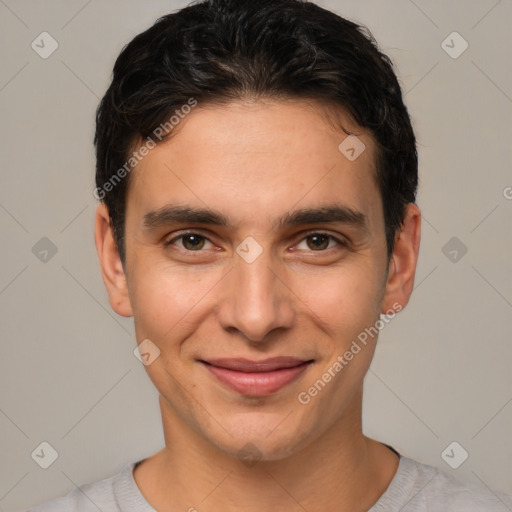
[164,231,347,253]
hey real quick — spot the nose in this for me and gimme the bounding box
[216,249,296,343]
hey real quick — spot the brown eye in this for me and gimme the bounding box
[306,234,331,251]
[295,232,345,252]
[166,233,213,251]
[181,234,206,250]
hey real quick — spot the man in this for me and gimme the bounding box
[28,0,512,510]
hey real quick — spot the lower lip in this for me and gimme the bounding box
[202,362,311,397]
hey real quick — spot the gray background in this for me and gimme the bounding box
[1,0,511,510]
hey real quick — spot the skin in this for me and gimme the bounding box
[95,99,421,511]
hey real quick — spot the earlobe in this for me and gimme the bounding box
[94,203,133,317]
[381,203,421,313]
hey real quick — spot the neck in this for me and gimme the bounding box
[134,388,399,512]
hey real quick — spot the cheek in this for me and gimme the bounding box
[128,257,225,343]
[294,267,383,420]
[290,261,384,336]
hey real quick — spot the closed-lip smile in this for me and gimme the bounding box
[200,357,314,396]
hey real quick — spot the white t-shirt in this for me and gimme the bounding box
[25,454,512,511]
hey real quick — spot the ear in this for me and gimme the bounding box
[94,203,133,317]
[381,203,421,313]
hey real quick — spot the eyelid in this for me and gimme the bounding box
[164,229,348,251]
[293,230,348,250]
[164,230,215,249]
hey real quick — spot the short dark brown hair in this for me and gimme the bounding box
[94,0,418,262]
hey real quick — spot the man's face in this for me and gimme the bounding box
[109,99,406,460]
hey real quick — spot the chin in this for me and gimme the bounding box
[218,437,303,464]
[204,416,314,464]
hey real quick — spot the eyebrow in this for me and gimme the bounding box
[143,203,368,231]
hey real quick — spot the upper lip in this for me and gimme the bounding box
[201,357,313,373]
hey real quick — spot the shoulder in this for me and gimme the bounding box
[23,464,130,512]
[387,456,512,511]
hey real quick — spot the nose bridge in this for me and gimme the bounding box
[218,245,295,342]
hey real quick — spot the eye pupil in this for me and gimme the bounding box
[307,234,329,250]
[183,235,205,250]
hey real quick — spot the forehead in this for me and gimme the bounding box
[126,99,383,232]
